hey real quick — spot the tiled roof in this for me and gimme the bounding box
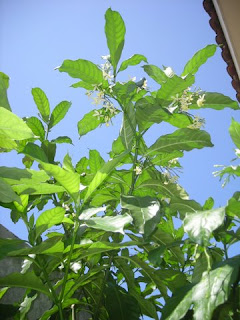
[203,0,240,102]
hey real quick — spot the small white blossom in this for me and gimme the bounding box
[70,261,82,273]
[197,94,205,107]
[93,110,103,120]
[101,54,110,60]
[134,166,142,175]
[235,149,240,157]
[164,67,175,78]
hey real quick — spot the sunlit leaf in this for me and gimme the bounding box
[89,149,105,174]
[146,128,213,156]
[143,64,168,85]
[36,207,66,238]
[183,207,225,245]
[120,102,136,149]
[161,256,240,320]
[79,206,106,220]
[0,107,35,141]
[77,110,103,137]
[85,213,132,234]
[121,195,161,237]
[51,136,73,144]
[105,8,126,72]
[31,88,50,122]
[84,151,129,203]
[182,44,217,77]
[229,118,240,149]
[190,92,239,110]
[25,116,45,141]
[58,59,103,84]
[118,54,147,72]
[49,101,71,129]
[0,72,11,111]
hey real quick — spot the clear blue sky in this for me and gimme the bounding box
[0,0,239,242]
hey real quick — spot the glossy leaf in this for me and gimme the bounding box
[79,206,106,220]
[70,80,94,89]
[89,149,105,174]
[85,213,132,234]
[229,118,240,149]
[58,59,103,84]
[120,102,136,149]
[118,54,147,72]
[84,151,129,203]
[121,195,161,237]
[183,207,225,245]
[51,136,73,144]
[49,101,71,128]
[143,64,168,85]
[0,72,11,111]
[40,162,80,201]
[0,272,51,297]
[190,92,239,110]
[0,107,35,141]
[78,109,102,137]
[161,256,240,320]
[0,177,21,204]
[146,128,213,156]
[12,182,64,196]
[31,88,50,122]
[25,116,45,141]
[181,44,217,77]
[36,207,66,238]
[105,8,126,71]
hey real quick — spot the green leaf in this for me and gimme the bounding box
[0,72,11,111]
[146,128,213,156]
[58,59,103,84]
[31,88,50,122]
[77,110,102,137]
[169,197,202,218]
[181,44,217,77]
[89,150,105,174]
[105,281,141,320]
[118,54,148,72]
[70,80,94,89]
[23,142,49,162]
[0,238,26,260]
[79,206,106,220]
[112,81,138,106]
[190,92,239,110]
[25,116,45,141]
[143,65,168,85]
[49,101,71,128]
[63,153,75,172]
[121,195,161,237]
[0,107,35,141]
[229,118,240,149]
[51,136,73,144]
[0,177,21,204]
[0,272,51,297]
[19,293,38,320]
[84,151,129,203]
[41,140,56,163]
[183,207,225,246]
[0,166,49,184]
[161,256,240,320]
[226,197,240,218]
[120,103,136,149]
[36,207,66,238]
[85,213,132,234]
[156,74,195,100]
[105,8,126,72]
[39,162,80,201]
[203,197,214,210]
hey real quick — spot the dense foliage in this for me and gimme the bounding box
[0,8,239,320]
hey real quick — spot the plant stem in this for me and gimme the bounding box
[129,135,140,196]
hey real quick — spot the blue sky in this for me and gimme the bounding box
[0,0,239,242]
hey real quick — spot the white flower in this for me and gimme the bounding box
[235,149,240,157]
[196,94,205,107]
[70,261,82,273]
[134,166,142,175]
[101,54,110,60]
[21,254,36,274]
[164,67,175,78]
[93,110,103,120]
[142,79,148,90]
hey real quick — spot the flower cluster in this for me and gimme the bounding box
[170,88,206,112]
[101,54,114,82]
[188,115,205,129]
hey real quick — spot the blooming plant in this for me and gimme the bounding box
[0,8,240,320]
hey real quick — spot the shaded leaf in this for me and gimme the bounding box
[51,136,73,144]
[23,142,48,162]
[0,177,21,204]
[143,64,168,85]
[120,102,136,149]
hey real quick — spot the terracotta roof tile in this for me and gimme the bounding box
[203,0,240,102]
